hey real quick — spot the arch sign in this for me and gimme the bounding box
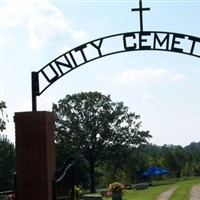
[32,0,200,111]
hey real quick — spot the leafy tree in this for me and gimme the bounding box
[52,92,151,192]
[162,145,186,178]
[0,101,8,132]
[144,144,164,167]
[0,135,15,191]
[125,148,149,182]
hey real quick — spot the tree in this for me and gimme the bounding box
[52,92,151,192]
[162,145,185,178]
[124,148,149,182]
[0,101,8,132]
[0,135,15,191]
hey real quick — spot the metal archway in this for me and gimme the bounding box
[31,1,200,111]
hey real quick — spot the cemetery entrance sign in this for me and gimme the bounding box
[32,0,200,111]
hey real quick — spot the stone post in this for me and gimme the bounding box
[14,111,55,200]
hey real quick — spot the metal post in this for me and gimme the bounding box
[31,72,39,111]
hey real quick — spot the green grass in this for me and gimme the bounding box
[169,178,200,200]
[102,178,200,200]
[124,184,173,200]
[103,184,172,200]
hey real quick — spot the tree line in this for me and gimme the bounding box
[1,93,200,193]
[1,135,200,192]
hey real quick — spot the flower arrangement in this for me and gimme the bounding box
[74,185,82,200]
[108,182,124,192]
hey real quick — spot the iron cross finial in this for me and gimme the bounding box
[131,0,150,32]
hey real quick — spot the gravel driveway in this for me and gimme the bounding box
[189,184,200,200]
[154,184,200,200]
[155,186,178,200]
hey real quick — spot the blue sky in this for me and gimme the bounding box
[1,0,200,146]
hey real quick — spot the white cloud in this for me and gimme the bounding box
[26,10,69,48]
[115,68,186,85]
[172,73,186,81]
[69,30,88,41]
[1,0,88,48]
[1,0,30,26]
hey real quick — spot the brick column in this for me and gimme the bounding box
[14,111,55,200]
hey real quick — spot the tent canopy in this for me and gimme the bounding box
[142,166,169,176]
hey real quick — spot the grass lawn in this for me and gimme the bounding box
[169,178,200,200]
[102,178,200,200]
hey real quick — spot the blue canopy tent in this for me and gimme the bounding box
[142,166,169,176]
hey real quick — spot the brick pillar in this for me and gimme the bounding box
[14,111,55,200]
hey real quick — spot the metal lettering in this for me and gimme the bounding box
[153,33,170,50]
[171,33,184,53]
[35,31,200,99]
[68,51,78,67]
[54,55,74,75]
[139,32,151,50]
[90,39,103,57]
[74,44,88,62]
[188,36,200,55]
[41,64,59,83]
[123,33,137,50]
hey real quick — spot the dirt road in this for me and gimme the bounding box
[154,184,200,200]
[189,184,200,200]
[155,186,178,200]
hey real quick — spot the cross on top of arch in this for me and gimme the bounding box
[131,0,150,32]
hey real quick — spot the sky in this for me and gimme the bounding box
[1,0,200,147]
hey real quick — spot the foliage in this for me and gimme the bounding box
[97,164,128,188]
[97,142,200,186]
[108,182,124,192]
[73,158,90,189]
[53,92,151,192]
[124,148,149,182]
[74,185,82,194]
[0,101,8,132]
[52,91,200,191]
[0,135,15,191]
[74,185,82,200]
[144,143,200,179]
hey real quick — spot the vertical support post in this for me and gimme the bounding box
[14,111,56,200]
[32,72,39,111]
